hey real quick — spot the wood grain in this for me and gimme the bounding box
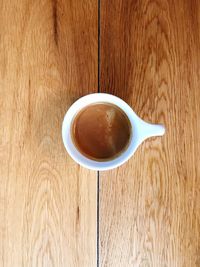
[0,1,97,267]
[100,0,200,266]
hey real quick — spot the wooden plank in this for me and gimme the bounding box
[100,0,200,266]
[0,1,97,266]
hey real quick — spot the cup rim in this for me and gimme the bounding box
[62,93,141,170]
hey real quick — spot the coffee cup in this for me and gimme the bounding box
[62,93,165,170]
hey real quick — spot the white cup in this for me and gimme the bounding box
[62,93,165,171]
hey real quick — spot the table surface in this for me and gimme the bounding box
[0,0,199,266]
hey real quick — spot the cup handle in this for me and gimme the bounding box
[136,119,165,142]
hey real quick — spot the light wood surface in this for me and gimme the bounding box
[100,0,200,266]
[0,1,97,267]
[1,0,200,267]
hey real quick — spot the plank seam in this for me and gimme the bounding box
[97,0,101,266]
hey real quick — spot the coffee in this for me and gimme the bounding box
[71,103,131,161]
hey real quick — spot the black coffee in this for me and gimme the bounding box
[71,103,131,161]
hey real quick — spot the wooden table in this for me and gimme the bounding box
[0,1,199,266]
